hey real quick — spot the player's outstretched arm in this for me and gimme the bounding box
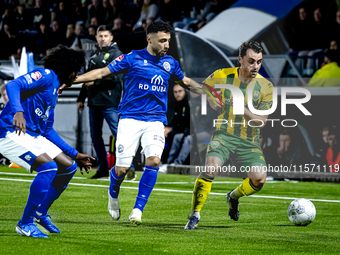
[74,67,111,84]
[179,76,223,109]
[178,76,205,94]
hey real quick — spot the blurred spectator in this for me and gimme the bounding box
[111,17,130,33]
[18,0,34,9]
[308,50,340,87]
[104,0,122,28]
[65,23,76,47]
[293,7,331,77]
[32,0,50,31]
[314,126,330,165]
[90,16,98,28]
[120,0,142,28]
[159,0,182,25]
[165,84,192,165]
[48,19,65,48]
[75,21,86,36]
[288,5,313,51]
[326,127,340,173]
[0,83,8,105]
[173,0,206,30]
[195,0,230,31]
[331,10,340,35]
[35,21,50,59]
[133,0,159,31]
[71,2,87,24]
[1,9,13,31]
[14,4,31,32]
[0,23,18,59]
[86,0,104,28]
[267,130,303,167]
[329,38,338,51]
[11,47,22,60]
[310,7,330,50]
[53,1,70,30]
[88,25,96,40]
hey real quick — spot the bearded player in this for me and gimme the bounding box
[185,41,273,230]
[75,21,204,224]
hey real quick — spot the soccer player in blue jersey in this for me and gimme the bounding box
[0,45,94,238]
[75,21,204,224]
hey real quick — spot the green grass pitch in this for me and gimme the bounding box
[0,166,339,254]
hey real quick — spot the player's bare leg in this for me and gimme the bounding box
[129,156,160,225]
[185,156,221,230]
[227,166,267,221]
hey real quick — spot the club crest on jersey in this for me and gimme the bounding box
[144,60,148,65]
[163,62,171,71]
[210,141,220,149]
[104,53,110,60]
[115,55,124,61]
[31,71,42,81]
[118,144,124,153]
[253,91,261,101]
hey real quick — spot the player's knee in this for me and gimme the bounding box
[250,177,265,190]
[145,156,160,167]
[205,156,222,177]
[66,160,77,173]
[116,166,130,176]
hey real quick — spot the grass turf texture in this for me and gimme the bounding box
[0,165,339,254]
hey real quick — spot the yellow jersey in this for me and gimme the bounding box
[204,67,273,143]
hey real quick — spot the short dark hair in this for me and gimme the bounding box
[239,41,264,58]
[0,83,5,93]
[328,126,339,137]
[325,49,339,63]
[146,21,173,35]
[43,45,85,86]
[97,25,112,35]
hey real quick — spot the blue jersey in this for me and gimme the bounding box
[107,48,184,125]
[0,68,78,157]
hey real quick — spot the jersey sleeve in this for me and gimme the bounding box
[6,71,49,113]
[42,110,79,158]
[170,60,184,81]
[107,54,130,74]
[202,70,220,88]
[258,82,273,111]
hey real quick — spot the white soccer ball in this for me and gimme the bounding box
[288,198,316,226]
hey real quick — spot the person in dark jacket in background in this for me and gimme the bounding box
[77,25,122,179]
[164,84,192,166]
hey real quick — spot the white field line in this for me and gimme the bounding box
[0,172,287,184]
[0,177,339,203]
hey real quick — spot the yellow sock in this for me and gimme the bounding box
[234,178,263,198]
[192,173,214,212]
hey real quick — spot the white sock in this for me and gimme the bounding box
[230,189,239,200]
[191,210,200,220]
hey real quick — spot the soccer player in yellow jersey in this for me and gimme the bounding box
[185,41,273,230]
